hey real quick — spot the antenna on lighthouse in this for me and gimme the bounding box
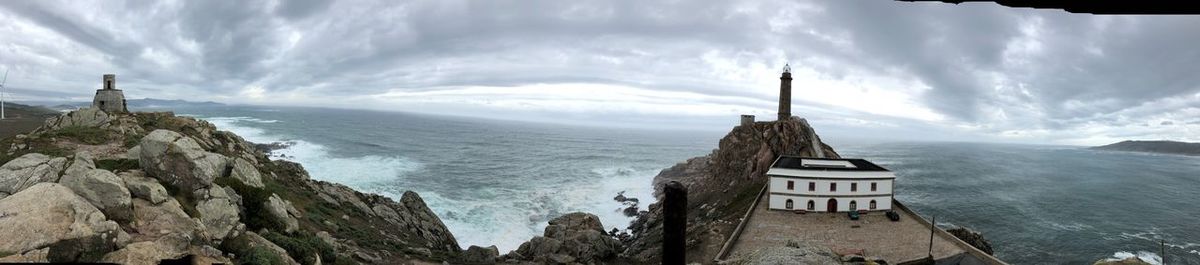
[1,69,8,120]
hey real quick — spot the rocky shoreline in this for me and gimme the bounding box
[1,108,1075,264]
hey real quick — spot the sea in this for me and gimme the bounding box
[158,105,1196,264]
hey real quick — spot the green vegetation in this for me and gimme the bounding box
[215,176,285,232]
[123,134,142,148]
[96,158,140,172]
[263,231,336,265]
[52,126,111,145]
[239,247,286,265]
[161,183,200,218]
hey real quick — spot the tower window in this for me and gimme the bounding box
[830,183,837,192]
[808,182,815,191]
[871,182,877,191]
[851,183,857,192]
[787,181,794,190]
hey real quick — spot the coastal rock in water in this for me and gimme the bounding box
[229,157,265,188]
[460,245,500,264]
[0,183,122,256]
[119,170,169,204]
[60,168,134,222]
[138,129,228,191]
[946,226,994,255]
[511,212,622,264]
[195,185,240,240]
[0,153,67,196]
[266,194,301,233]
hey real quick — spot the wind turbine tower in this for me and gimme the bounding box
[1,70,7,120]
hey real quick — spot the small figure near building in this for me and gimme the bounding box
[767,156,895,213]
[93,74,127,113]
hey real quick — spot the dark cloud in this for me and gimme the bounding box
[1,0,1199,144]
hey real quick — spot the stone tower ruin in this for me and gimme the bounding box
[92,74,127,113]
[778,64,792,121]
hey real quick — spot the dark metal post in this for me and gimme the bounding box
[928,216,936,258]
[663,181,687,265]
[1161,239,1165,264]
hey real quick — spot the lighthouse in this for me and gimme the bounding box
[778,64,792,121]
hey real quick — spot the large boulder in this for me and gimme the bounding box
[195,185,240,240]
[138,129,228,191]
[60,168,134,222]
[100,242,184,265]
[63,151,96,180]
[40,107,111,130]
[266,194,301,234]
[119,170,169,204]
[461,245,500,264]
[0,153,67,196]
[128,198,206,246]
[732,245,841,265]
[0,183,122,256]
[229,157,265,188]
[511,212,623,264]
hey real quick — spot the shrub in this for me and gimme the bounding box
[239,246,285,265]
[215,176,284,232]
[95,159,140,172]
[262,231,336,265]
[53,126,111,145]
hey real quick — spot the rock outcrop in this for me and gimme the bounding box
[732,245,841,265]
[0,153,67,197]
[0,183,125,257]
[0,108,461,264]
[946,226,995,255]
[506,212,624,264]
[623,117,840,262]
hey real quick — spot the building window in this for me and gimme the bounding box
[787,181,794,190]
[808,182,815,191]
[786,199,794,209]
[870,200,877,210]
[871,182,877,191]
[851,183,858,192]
[830,183,837,192]
[849,200,858,211]
[807,200,815,210]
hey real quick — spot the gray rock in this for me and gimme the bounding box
[196,186,240,240]
[266,194,300,233]
[119,171,169,204]
[129,198,206,245]
[100,241,186,265]
[0,153,67,195]
[63,151,96,179]
[512,212,623,264]
[138,130,228,191]
[40,107,111,130]
[229,158,264,188]
[0,183,121,255]
[124,145,141,160]
[60,169,134,222]
[461,245,499,264]
[947,226,995,255]
[733,245,841,265]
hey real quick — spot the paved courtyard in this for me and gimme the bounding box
[727,195,966,263]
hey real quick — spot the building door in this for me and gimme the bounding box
[826,198,837,213]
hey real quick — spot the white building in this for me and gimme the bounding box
[767,156,895,213]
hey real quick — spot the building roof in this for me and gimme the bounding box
[770,156,890,172]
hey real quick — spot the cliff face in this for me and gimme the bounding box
[623,117,839,263]
[0,108,459,264]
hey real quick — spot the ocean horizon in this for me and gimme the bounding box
[166,105,1196,264]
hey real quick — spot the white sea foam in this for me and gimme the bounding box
[199,115,662,253]
[1106,251,1162,265]
[204,116,419,188]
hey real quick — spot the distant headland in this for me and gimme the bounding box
[1091,140,1200,156]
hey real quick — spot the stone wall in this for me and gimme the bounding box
[92,90,126,113]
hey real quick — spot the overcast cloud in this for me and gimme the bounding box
[1,0,1199,145]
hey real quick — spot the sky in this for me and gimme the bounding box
[1,1,1199,146]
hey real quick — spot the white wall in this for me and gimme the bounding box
[768,194,892,212]
[769,177,893,197]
